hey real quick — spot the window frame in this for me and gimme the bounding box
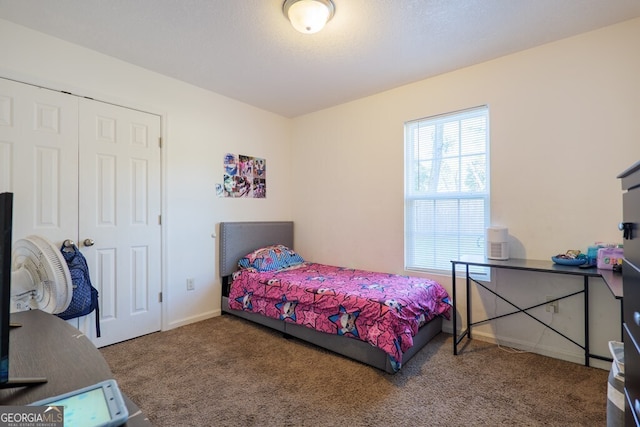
[404,105,491,277]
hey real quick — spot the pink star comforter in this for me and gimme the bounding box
[228,262,451,371]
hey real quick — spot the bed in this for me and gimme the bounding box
[219,221,451,374]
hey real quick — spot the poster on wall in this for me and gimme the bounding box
[219,153,266,198]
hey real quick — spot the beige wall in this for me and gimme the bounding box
[0,19,293,330]
[2,15,639,368]
[291,17,640,368]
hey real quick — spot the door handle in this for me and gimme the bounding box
[619,222,634,240]
[83,238,95,247]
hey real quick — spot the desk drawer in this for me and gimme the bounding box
[626,388,640,426]
[624,325,640,424]
[624,261,640,339]
[623,189,640,263]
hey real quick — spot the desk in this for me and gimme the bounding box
[0,310,150,426]
[451,257,623,367]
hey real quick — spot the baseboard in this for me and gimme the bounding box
[167,309,220,330]
[444,327,610,370]
[468,330,584,363]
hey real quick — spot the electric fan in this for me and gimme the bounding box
[10,235,73,314]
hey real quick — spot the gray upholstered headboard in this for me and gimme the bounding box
[219,221,294,277]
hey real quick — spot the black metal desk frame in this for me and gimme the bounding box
[451,258,623,367]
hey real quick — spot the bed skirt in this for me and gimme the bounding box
[222,296,442,374]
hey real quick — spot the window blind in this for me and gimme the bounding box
[404,106,490,274]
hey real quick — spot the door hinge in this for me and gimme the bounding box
[158,214,162,225]
[158,137,162,148]
[159,292,163,303]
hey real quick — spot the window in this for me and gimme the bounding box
[404,106,490,274]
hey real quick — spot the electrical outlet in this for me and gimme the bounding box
[545,295,558,313]
[186,278,195,291]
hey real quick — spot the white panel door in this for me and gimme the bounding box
[0,78,78,246]
[78,98,162,347]
[0,77,162,347]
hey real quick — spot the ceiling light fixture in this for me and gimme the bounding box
[283,0,335,34]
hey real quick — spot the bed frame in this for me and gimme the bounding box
[219,221,443,374]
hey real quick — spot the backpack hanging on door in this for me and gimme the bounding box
[57,242,101,337]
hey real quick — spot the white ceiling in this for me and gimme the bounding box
[2,0,640,118]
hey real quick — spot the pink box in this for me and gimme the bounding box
[597,247,623,270]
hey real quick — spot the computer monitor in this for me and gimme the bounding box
[0,192,13,385]
[0,192,46,388]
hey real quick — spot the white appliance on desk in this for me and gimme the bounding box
[486,226,509,260]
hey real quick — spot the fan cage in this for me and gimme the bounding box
[11,235,73,314]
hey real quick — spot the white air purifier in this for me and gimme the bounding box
[486,226,509,260]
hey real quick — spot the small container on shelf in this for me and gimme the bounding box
[587,246,600,265]
[597,247,624,270]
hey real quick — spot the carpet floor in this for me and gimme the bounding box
[100,315,609,426]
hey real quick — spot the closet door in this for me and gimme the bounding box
[0,78,78,249]
[0,78,162,347]
[78,98,162,347]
